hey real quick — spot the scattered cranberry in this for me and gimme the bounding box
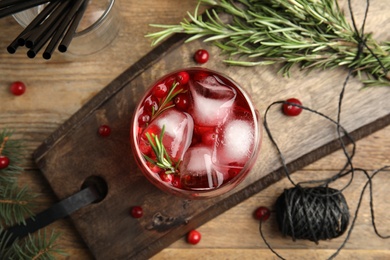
[254,206,271,222]
[194,49,209,64]
[10,81,26,96]
[282,98,302,116]
[143,95,159,113]
[152,83,169,98]
[187,230,201,245]
[131,206,143,218]
[0,155,10,169]
[98,125,111,137]
[176,71,189,85]
[174,93,189,111]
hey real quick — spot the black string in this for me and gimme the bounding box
[259,0,389,258]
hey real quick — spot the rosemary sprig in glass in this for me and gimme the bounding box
[152,81,185,120]
[146,0,390,87]
[143,125,180,174]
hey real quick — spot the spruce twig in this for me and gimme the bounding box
[146,0,390,87]
[0,129,64,258]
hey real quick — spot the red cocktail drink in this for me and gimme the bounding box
[131,68,261,198]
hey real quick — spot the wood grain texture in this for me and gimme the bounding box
[0,0,389,259]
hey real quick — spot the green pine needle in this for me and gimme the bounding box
[12,230,66,260]
[0,130,24,185]
[0,184,36,227]
[146,0,390,87]
[0,129,64,258]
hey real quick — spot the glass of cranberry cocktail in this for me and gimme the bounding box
[131,68,261,199]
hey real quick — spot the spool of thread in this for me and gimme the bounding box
[275,186,350,243]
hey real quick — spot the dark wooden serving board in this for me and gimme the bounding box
[33,7,390,260]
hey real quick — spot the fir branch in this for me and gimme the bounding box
[146,0,390,87]
[0,184,36,227]
[152,81,186,120]
[0,130,24,185]
[12,230,66,260]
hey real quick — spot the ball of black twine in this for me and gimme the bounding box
[259,0,389,259]
[275,187,349,243]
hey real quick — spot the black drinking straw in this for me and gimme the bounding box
[43,0,86,59]
[27,3,72,58]
[6,0,61,54]
[15,0,60,46]
[0,0,52,19]
[58,0,89,53]
[0,0,28,10]
[24,0,71,48]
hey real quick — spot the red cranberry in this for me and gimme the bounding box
[98,125,111,137]
[143,95,159,113]
[165,76,176,88]
[172,175,182,189]
[282,98,302,116]
[131,206,144,218]
[174,93,189,111]
[193,49,209,64]
[0,155,10,169]
[201,131,217,146]
[10,81,26,96]
[138,112,151,127]
[176,71,189,85]
[159,172,173,183]
[254,206,271,222]
[152,83,169,98]
[187,230,201,245]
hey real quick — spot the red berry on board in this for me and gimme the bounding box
[98,125,111,137]
[0,155,10,169]
[187,230,201,245]
[176,71,190,85]
[254,206,271,222]
[282,98,302,116]
[174,93,189,111]
[194,49,209,64]
[152,83,169,98]
[10,81,26,96]
[143,95,159,113]
[131,206,143,218]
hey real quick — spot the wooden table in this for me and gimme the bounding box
[0,0,389,259]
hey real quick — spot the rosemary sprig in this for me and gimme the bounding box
[146,0,390,87]
[143,125,180,174]
[152,81,185,119]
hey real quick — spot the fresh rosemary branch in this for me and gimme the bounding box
[144,125,180,174]
[146,0,390,87]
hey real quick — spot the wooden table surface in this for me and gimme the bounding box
[0,0,389,259]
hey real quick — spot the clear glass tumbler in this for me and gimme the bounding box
[12,0,119,56]
[130,68,262,199]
